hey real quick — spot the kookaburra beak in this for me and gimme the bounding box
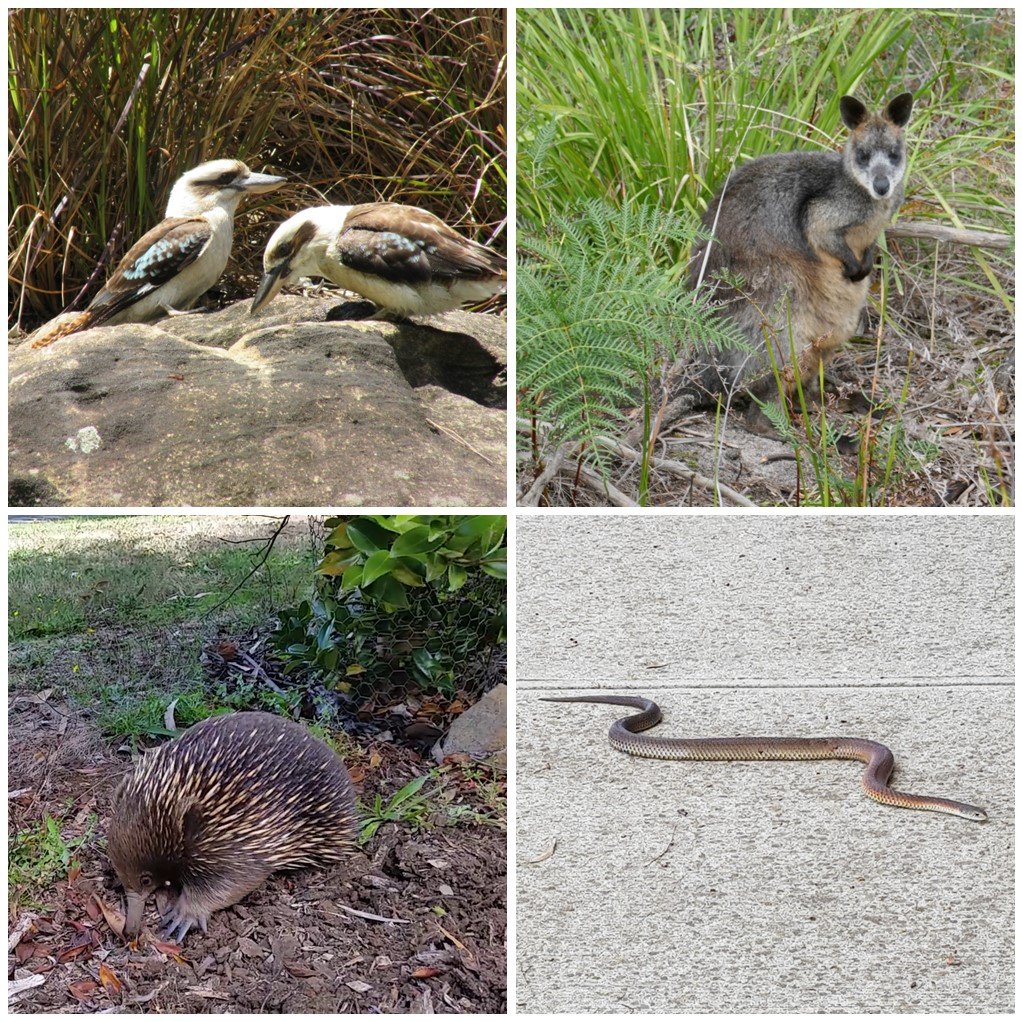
[237,170,286,195]
[250,260,290,314]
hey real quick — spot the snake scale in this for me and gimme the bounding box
[543,694,987,822]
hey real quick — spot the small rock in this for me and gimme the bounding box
[434,684,506,767]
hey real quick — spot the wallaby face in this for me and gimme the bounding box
[840,92,913,201]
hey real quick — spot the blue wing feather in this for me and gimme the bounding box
[87,216,212,322]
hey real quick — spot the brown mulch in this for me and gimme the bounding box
[7,692,507,1014]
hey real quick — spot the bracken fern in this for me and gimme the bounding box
[518,181,745,469]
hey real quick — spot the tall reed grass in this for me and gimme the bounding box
[9,9,507,328]
[518,8,1012,244]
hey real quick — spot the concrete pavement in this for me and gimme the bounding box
[515,515,1014,1013]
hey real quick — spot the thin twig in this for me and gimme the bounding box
[205,516,290,615]
[645,824,678,865]
[334,903,410,925]
[520,444,567,505]
[426,418,496,465]
[236,651,286,696]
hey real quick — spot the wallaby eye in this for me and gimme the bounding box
[888,148,901,162]
[855,149,870,166]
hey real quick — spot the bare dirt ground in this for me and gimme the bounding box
[8,693,506,1014]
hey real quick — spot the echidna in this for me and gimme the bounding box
[107,712,357,942]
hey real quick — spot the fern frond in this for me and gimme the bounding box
[518,179,746,455]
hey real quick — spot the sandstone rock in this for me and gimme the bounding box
[9,296,506,507]
[433,683,507,768]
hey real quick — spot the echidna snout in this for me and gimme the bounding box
[107,712,358,942]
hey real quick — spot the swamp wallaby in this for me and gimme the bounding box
[688,92,913,407]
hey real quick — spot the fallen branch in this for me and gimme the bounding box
[519,445,567,506]
[597,437,757,507]
[518,418,756,507]
[8,914,36,953]
[888,222,1012,249]
[557,457,639,506]
[8,972,45,1002]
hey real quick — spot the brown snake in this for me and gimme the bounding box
[543,694,987,822]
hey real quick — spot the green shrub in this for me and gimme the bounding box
[272,516,506,699]
[9,812,96,911]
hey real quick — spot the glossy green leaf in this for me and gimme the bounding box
[360,549,393,585]
[365,575,409,609]
[448,563,468,591]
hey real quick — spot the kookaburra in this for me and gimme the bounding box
[250,204,507,319]
[29,159,285,348]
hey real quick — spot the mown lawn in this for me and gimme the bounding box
[8,515,318,734]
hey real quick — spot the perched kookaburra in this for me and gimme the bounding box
[29,159,285,348]
[250,204,507,319]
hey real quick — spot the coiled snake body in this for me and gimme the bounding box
[544,694,987,822]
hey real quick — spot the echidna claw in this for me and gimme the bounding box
[159,913,192,944]
[159,896,210,944]
[159,907,194,943]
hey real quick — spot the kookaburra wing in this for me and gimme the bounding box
[29,159,284,349]
[79,217,214,327]
[251,203,506,319]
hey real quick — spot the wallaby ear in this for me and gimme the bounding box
[839,95,868,130]
[885,92,913,127]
